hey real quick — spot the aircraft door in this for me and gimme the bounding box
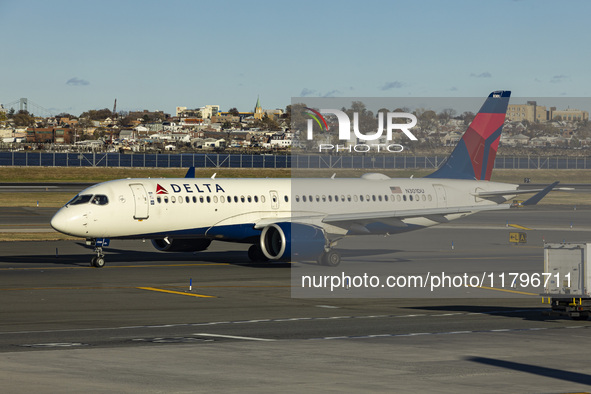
[129,184,149,219]
[433,184,447,208]
[269,190,279,210]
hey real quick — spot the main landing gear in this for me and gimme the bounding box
[247,244,342,266]
[318,249,341,267]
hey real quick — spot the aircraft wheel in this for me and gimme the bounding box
[95,257,105,268]
[320,250,341,267]
[92,256,106,268]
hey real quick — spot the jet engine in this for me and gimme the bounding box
[259,222,326,261]
[151,238,212,252]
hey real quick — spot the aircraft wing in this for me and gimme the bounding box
[322,204,510,225]
[253,204,510,231]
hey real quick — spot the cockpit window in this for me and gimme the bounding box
[67,194,93,206]
[91,195,109,205]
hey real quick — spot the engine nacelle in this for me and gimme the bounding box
[259,222,326,261]
[151,238,212,252]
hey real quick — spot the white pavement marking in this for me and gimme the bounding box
[195,333,276,342]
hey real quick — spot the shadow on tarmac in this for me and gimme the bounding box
[402,304,591,323]
[468,356,591,386]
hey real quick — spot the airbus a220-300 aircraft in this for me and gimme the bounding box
[51,91,559,268]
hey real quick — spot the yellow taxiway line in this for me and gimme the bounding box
[137,286,216,298]
[508,224,533,230]
[476,285,538,296]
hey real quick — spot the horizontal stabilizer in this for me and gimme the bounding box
[520,181,559,206]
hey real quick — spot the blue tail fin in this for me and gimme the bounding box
[427,91,510,180]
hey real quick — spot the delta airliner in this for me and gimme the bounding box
[51,91,558,267]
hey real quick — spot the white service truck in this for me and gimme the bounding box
[542,242,591,320]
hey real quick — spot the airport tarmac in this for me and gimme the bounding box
[1,207,591,392]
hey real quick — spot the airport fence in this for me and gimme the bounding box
[0,152,590,170]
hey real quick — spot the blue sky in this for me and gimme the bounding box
[1,0,589,116]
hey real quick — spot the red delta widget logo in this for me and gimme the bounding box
[156,183,226,194]
[305,107,418,153]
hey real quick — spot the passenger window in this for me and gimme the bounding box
[372,195,376,202]
[213,196,218,203]
[157,196,162,204]
[171,196,176,203]
[403,195,407,201]
[415,195,419,201]
[192,196,197,203]
[178,196,183,204]
[185,196,190,203]
[234,196,238,203]
[164,196,169,203]
[366,195,370,202]
[397,195,401,202]
[422,195,426,201]
[261,195,266,203]
[241,195,245,203]
[378,195,382,201]
[206,196,211,203]
[200,196,204,203]
[360,195,364,202]
[348,195,352,202]
[221,196,225,203]
[328,195,332,202]
[254,195,259,203]
[284,195,288,202]
[353,195,358,202]
[247,196,252,203]
[428,195,432,201]
[302,195,306,202]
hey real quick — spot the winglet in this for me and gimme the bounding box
[519,181,559,206]
[184,167,195,178]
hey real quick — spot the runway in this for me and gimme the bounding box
[1,207,591,392]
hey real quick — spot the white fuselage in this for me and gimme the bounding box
[50,174,518,241]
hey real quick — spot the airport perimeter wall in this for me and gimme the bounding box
[0,152,590,169]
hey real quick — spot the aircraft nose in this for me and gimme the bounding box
[51,208,79,236]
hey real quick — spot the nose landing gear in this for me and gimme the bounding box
[86,238,109,268]
[91,250,105,268]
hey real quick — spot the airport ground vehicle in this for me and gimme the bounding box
[542,242,591,320]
